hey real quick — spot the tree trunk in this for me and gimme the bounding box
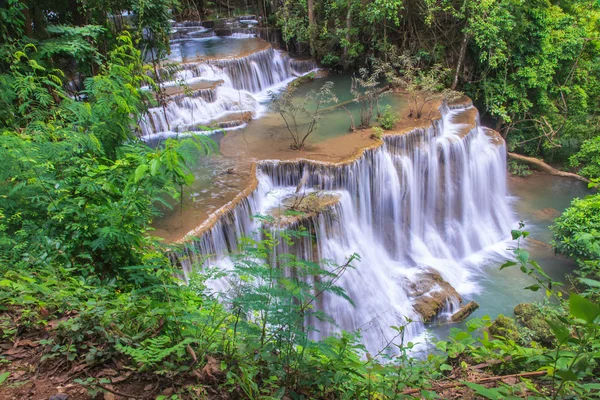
[508,152,590,183]
[271,0,277,15]
[71,0,86,26]
[343,0,351,69]
[22,2,32,36]
[307,0,316,54]
[452,32,471,90]
[31,1,46,37]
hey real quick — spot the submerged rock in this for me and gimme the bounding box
[532,207,560,221]
[409,271,462,322]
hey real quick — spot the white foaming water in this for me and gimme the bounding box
[177,103,516,354]
[141,42,317,138]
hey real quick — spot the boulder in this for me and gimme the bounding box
[514,303,554,346]
[409,271,462,322]
[488,314,520,342]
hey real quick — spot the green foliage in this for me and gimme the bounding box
[552,195,600,263]
[371,126,384,140]
[570,136,600,179]
[378,104,398,130]
[0,34,215,275]
[508,160,533,177]
[270,0,600,166]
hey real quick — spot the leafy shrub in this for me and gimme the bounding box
[508,160,532,177]
[378,105,399,130]
[552,194,600,262]
[570,136,600,179]
[371,126,384,140]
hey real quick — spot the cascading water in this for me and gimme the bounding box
[141,41,318,139]
[177,102,515,353]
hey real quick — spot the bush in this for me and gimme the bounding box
[552,194,600,262]
[508,160,532,177]
[378,105,399,130]
[371,126,384,140]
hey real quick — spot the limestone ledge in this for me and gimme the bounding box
[177,96,498,244]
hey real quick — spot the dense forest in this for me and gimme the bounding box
[1,0,600,399]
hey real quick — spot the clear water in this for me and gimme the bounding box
[429,174,589,340]
[150,34,590,349]
[168,37,267,62]
[283,74,408,141]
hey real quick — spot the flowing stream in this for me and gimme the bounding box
[174,102,515,352]
[149,25,589,353]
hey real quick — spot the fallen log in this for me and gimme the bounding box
[451,301,479,322]
[508,152,589,183]
[319,85,391,114]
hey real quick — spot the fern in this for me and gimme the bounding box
[117,336,198,369]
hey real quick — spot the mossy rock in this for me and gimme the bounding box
[489,314,520,342]
[410,271,462,322]
[514,303,554,346]
[266,193,340,228]
[288,72,316,92]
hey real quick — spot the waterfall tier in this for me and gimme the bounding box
[174,102,514,352]
[141,40,318,139]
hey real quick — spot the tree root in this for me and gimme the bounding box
[508,152,590,183]
[400,370,547,395]
[96,383,145,399]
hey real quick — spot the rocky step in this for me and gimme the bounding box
[210,111,254,130]
[214,27,256,37]
[264,193,341,229]
[162,80,224,104]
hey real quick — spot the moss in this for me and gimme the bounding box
[288,72,316,93]
[514,303,554,346]
[489,314,520,342]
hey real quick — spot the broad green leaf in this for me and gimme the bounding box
[500,260,516,270]
[545,319,570,343]
[569,294,600,323]
[556,369,578,382]
[440,363,452,371]
[462,382,501,400]
[515,248,529,266]
[579,278,600,288]
[134,163,148,183]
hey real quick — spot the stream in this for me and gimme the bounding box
[146,24,590,353]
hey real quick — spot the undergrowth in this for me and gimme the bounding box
[1,226,600,399]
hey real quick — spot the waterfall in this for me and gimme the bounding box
[176,103,514,353]
[141,43,318,139]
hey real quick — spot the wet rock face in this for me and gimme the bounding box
[267,193,341,228]
[409,271,462,322]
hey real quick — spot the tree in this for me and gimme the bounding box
[375,52,458,118]
[350,68,385,128]
[270,81,338,149]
